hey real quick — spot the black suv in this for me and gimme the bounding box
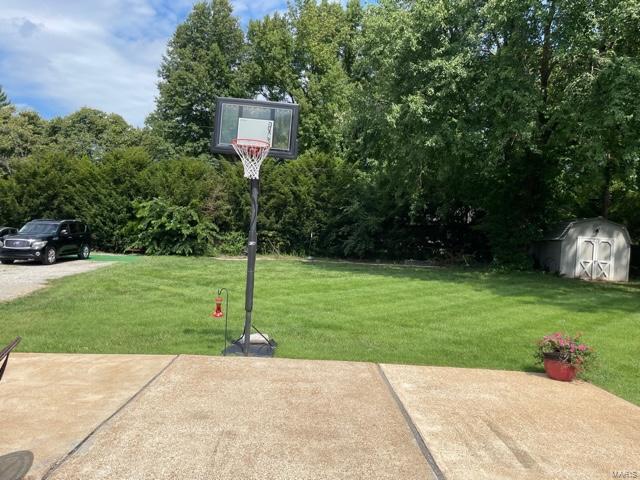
[0,219,91,265]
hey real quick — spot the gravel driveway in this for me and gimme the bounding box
[0,260,110,303]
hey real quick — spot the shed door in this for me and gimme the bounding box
[576,237,614,280]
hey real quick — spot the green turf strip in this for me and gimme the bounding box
[90,254,142,263]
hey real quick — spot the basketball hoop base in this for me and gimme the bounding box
[223,326,277,357]
[222,340,277,357]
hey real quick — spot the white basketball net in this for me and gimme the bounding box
[232,139,271,179]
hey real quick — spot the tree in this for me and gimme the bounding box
[147,0,245,156]
[470,0,565,263]
[46,108,143,161]
[0,86,10,108]
[131,198,218,256]
[243,1,356,153]
[554,0,640,221]
[258,151,353,254]
[289,0,354,152]
[4,151,121,246]
[0,106,47,172]
[0,174,21,226]
[352,0,490,259]
[567,58,640,219]
[343,0,363,78]
[351,0,640,263]
[243,13,297,101]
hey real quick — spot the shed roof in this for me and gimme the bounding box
[541,217,631,243]
[542,221,573,241]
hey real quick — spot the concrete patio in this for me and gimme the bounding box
[0,354,638,479]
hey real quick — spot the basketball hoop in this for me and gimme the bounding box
[210,99,299,357]
[232,138,270,179]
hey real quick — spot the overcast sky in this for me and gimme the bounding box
[0,0,287,126]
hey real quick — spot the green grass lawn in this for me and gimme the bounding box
[1,256,639,404]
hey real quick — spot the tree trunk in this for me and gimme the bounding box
[602,153,613,219]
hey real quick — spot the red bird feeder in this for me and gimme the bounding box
[212,296,224,318]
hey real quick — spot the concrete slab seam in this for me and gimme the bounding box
[40,354,180,480]
[376,364,446,480]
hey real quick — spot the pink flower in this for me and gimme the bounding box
[578,344,587,351]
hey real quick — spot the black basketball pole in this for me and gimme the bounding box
[243,178,260,356]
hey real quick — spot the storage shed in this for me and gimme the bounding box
[532,217,631,282]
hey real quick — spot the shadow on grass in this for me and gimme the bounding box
[303,261,640,315]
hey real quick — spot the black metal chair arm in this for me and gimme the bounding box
[0,336,21,382]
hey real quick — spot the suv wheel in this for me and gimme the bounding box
[42,246,57,265]
[1,259,15,265]
[78,244,91,260]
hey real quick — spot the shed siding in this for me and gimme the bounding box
[564,220,630,282]
[535,218,631,282]
[559,238,573,277]
[535,241,563,273]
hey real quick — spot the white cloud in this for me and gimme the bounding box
[0,0,190,126]
[0,0,291,126]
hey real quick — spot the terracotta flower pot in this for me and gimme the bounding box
[543,358,577,382]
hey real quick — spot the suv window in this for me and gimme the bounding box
[60,223,71,235]
[70,222,81,234]
[19,222,59,235]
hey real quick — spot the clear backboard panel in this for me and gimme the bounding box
[211,97,299,159]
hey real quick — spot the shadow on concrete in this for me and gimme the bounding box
[0,450,33,480]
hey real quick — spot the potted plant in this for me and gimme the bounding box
[536,332,594,382]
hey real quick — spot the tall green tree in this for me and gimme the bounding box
[147,0,245,156]
[470,0,566,262]
[343,0,363,78]
[289,0,354,152]
[555,0,640,220]
[243,13,297,101]
[46,108,143,161]
[0,106,47,172]
[244,1,357,153]
[353,0,640,262]
[352,0,488,259]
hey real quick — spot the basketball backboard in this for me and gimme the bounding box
[211,97,299,159]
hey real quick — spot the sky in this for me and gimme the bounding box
[0,0,288,127]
